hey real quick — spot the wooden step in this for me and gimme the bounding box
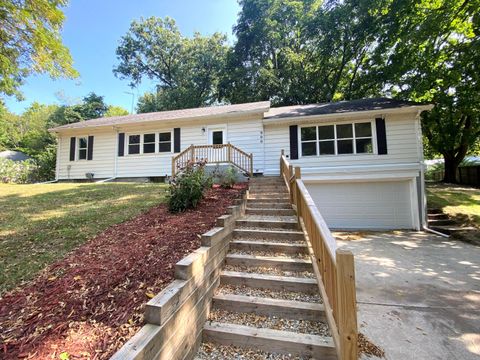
[245,208,296,216]
[247,197,290,203]
[220,271,317,293]
[229,240,308,254]
[236,218,299,230]
[212,293,325,321]
[246,202,292,209]
[233,228,305,241]
[427,213,449,220]
[247,195,290,200]
[249,177,283,184]
[226,254,311,271]
[429,225,477,235]
[203,322,336,359]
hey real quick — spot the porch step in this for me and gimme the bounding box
[225,254,311,271]
[220,271,317,293]
[203,322,336,359]
[428,218,456,226]
[249,177,283,184]
[212,293,325,321]
[233,228,305,241]
[229,240,308,254]
[245,201,292,209]
[245,207,296,216]
[249,187,289,193]
[247,194,290,200]
[236,217,299,230]
[429,225,478,235]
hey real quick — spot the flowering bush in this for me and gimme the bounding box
[0,158,39,184]
[167,159,213,212]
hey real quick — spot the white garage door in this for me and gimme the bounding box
[306,181,415,230]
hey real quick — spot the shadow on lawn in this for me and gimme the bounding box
[0,183,166,295]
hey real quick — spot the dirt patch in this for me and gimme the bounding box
[358,332,385,358]
[0,184,246,359]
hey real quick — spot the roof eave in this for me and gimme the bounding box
[48,104,271,133]
[262,104,433,125]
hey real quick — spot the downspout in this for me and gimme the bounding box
[416,110,449,238]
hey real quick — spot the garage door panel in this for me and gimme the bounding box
[306,181,413,230]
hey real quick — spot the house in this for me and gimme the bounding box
[49,98,432,231]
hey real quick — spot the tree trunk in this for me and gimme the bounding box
[443,154,459,183]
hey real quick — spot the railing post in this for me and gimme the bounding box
[294,167,301,217]
[190,144,195,161]
[249,153,253,177]
[280,149,285,176]
[336,249,358,360]
[172,158,175,177]
[227,142,232,164]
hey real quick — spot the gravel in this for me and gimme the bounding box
[229,249,309,260]
[194,342,312,360]
[208,309,331,337]
[224,265,316,279]
[216,284,322,303]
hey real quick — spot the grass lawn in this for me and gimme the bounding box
[426,182,480,227]
[0,182,166,295]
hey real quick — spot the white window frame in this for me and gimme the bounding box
[124,131,173,155]
[77,136,88,161]
[143,133,157,154]
[207,124,227,145]
[158,131,173,153]
[299,120,376,158]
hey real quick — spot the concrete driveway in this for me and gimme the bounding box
[336,231,480,360]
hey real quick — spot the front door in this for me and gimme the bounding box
[209,128,225,145]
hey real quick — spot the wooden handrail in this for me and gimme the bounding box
[172,143,253,177]
[280,150,358,360]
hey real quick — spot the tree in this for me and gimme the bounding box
[0,0,78,99]
[114,17,228,112]
[221,0,382,105]
[105,105,129,117]
[371,0,480,183]
[49,92,109,125]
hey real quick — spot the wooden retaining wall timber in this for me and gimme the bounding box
[110,192,248,360]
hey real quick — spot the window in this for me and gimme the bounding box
[128,135,140,154]
[78,137,88,160]
[143,133,156,153]
[212,130,223,145]
[159,132,171,152]
[300,122,373,157]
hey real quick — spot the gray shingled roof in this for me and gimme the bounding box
[264,98,430,119]
[49,101,271,131]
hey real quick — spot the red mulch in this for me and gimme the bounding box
[0,184,246,359]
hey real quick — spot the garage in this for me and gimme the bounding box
[305,180,418,230]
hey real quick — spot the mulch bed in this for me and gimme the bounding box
[0,184,247,359]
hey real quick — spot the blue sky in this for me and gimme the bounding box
[5,0,240,114]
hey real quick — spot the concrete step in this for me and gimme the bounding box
[225,254,312,272]
[212,293,325,321]
[236,218,299,230]
[428,219,457,226]
[246,201,292,209]
[233,228,305,241]
[220,271,317,293]
[229,240,308,254]
[427,213,449,220]
[203,322,335,359]
[245,208,296,216]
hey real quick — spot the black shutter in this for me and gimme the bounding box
[69,137,76,161]
[173,128,181,153]
[375,118,388,155]
[118,133,125,157]
[289,125,298,160]
[87,135,94,160]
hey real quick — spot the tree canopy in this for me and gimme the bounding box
[114,17,228,112]
[0,0,78,99]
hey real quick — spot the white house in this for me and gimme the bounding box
[49,98,432,231]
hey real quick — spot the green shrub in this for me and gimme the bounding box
[167,160,212,212]
[0,158,39,184]
[219,165,238,188]
[33,144,57,181]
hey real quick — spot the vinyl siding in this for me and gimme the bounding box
[264,113,422,175]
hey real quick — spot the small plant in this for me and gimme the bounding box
[219,165,238,189]
[167,159,213,212]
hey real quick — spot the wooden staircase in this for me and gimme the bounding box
[195,177,337,359]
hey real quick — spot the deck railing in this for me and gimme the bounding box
[172,143,253,177]
[280,150,358,360]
